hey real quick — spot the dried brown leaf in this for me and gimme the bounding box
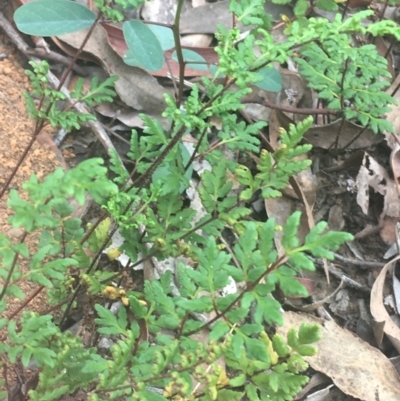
[371,255,400,353]
[278,311,400,401]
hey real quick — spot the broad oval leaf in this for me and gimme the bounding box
[14,0,96,36]
[255,67,282,92]
[148,24,175,51]
[172,49,208,71]
[123,20,163,72]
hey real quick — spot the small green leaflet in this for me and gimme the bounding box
[254,67,282,92]
[14,0,96,36]
[123,20,164,71]
[172,49,208,71]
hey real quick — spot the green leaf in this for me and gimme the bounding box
[176,297,213,313]
[210,321,230,341]
[259,218,278,264]
[229,373,247,387]
[172,49,208,71]
[288,252,315,271]
[272,334,290,357]
[287,328,299,348]
[123,20,164,71]
[138,388,168,401]
[245,384,260,401]
[298,324,321,344]
[282,212,301,250]
[244,336,270,363]
[217,389,244,401]
[294,0,308,16]
[148,24,175,50]
[231,334,244,359]
[287,353,308,373]
[7,345,23,364]
[0,318,8,330]
[255,67,282,92]
[94,304,127,336]
[253,293,283,325]
[128,295,148,319]
[240,323,263,336]
[315,0,338,11]
[32,347,57,368]
[14,0,96,36]
[297,344,318,356]
[6,284,25,300]
[273,267,308,297]
[152,143,193,194]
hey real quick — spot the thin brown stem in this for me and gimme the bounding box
[342,125,368,150]
[184,127,208,171]
[331,115,346,155]
[6,286,44,320]
[172,0,186,106]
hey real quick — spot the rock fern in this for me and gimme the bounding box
[1,0,396,400]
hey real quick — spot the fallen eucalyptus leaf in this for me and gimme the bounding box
[278,311,400,401]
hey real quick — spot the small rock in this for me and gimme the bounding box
[7,227,25,239]
[328,204,345,231]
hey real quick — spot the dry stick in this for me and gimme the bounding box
[332,252,385,269]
